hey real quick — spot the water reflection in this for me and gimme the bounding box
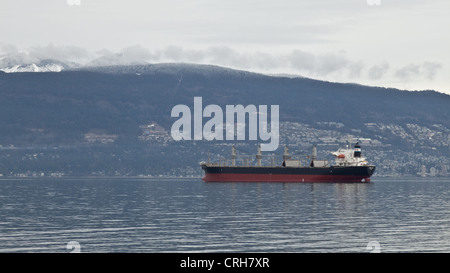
[0,178,449,252]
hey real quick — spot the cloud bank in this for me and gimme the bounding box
[0,43,444,91]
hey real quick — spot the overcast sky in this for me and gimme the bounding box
[1,0,449,94]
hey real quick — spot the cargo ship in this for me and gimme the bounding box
[201,143,375,183]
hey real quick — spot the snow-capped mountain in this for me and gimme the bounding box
[0,58,79,73]
[1,63,64,73]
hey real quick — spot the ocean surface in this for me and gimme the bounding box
[0,177,449,253]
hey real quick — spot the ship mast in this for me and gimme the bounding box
[256,144,262,167]
[283,145,291,161]
[312,145,317,161]
[231,145,236,166]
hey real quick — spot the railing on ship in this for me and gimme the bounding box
[208,154,310,167]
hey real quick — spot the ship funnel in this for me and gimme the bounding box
[312,145,317,160]
[354,142,361,158]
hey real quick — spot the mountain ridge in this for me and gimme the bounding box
[0,63,449,177]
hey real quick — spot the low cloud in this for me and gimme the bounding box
[395,62,443,81]
[287,50,316,71]
[395,63,421,81]
[88,45,155,66]
[368,62,390,80]
[161,46,205,63]
[0,43,364,78]
[1,44,444,89]
[422,62,442,80]
[0,43,89,67]
[315,52,351,76]
[30,44,89,63]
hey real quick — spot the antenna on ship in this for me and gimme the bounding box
[347,136,355,149]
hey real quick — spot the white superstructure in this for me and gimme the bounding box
[331,142,369,167]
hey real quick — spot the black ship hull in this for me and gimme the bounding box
[201,165,376,183]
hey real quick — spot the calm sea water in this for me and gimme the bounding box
[0,177,449,253]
